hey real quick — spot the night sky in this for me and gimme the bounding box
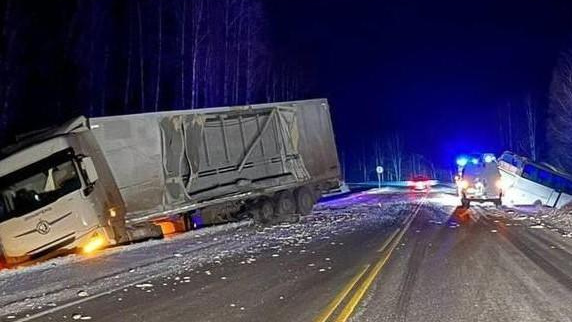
[267,0,572,165]
[2,0,572,177]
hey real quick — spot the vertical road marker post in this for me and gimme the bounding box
[376,166,384,190]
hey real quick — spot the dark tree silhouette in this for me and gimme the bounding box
[0,0,313,146]
[548,49,572,172]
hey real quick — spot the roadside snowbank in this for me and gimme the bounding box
[502,204,572,237]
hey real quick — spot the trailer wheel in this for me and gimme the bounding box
[274,190,296,216]
[295,187,315,216]
[252,199,275,225]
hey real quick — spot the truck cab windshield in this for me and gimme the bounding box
[0,150,81,223]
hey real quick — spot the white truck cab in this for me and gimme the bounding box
[0,118,128,266]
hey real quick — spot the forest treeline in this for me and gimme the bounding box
[0,0,312,144]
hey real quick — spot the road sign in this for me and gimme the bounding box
[376,166,383,189]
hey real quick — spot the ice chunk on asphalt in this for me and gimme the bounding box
[135,283,153,288]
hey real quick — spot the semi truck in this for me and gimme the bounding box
[0,99,341,267]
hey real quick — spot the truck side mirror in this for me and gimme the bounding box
[82,157,99,184]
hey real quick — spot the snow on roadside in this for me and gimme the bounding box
[0,192,415,318]
[504,205,572,237]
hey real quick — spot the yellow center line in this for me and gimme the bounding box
[315,197,427,322]
[314,264,371,322]
[335,224,409,322]
[377,228,399,253]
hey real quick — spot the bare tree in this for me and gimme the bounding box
[137,0,145,111]
[340,149,347,181]
[88,2,96,116]
[123,1,133,109]
[387,134,403,181]
[101,44,110,115]
[245,2,256,104]
[223,0,232,105]
[361,141,368,182]
[498,101,514,151]
[0,0,14,140]
[233,0,245,104]
[191,0,206,109]
[153,0,163,111]
[373,139,385,181]
[179,0,186,108]
[524,95,538,161]
[548,49,572,171]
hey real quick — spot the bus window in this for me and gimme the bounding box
[563,178,572,195]
[538,169,553,188]
[552,176,562,191]
[522,165,539,182]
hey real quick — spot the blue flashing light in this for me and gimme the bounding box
[471,158,479,165]
[456,157,468,167]
[483,154,495,163]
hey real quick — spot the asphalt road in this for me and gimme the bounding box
[3,191,572,322]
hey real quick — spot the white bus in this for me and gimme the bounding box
[498,151,572,208]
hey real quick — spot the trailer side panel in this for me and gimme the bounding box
[90,99,340,220]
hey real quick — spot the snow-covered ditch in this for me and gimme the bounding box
[506,205,572,238]
[0,192,416,318]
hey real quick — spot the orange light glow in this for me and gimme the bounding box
[157,221,177,235]
[82,234,106,254]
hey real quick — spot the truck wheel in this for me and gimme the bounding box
[295,187,315,216]
[274,190,296,215]
[253,199,275,225]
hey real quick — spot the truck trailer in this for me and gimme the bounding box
[0,99,341,266]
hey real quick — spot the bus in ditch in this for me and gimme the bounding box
[497,151,572,208]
